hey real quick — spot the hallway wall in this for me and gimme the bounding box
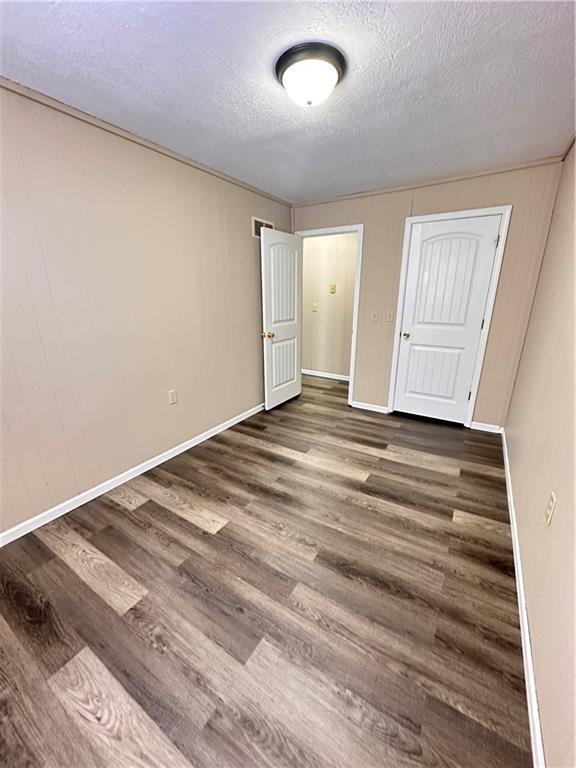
[302,233,357,378]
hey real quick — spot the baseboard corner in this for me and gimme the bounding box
[349,399,390,414]
[469,420,503,434]
[302,369,350,382]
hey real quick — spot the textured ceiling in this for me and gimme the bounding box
[1,1,574,203]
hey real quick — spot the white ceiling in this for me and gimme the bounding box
[1,1,574,203]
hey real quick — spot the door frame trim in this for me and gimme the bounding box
[295,224,364,407]
[388,206,512,427]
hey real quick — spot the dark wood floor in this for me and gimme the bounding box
[0,376,532,767]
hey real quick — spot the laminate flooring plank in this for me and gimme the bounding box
[125,593,332,768]
[90,525,180,588]
[85,498,192,568]
[0,535,54,574]
[35,518,147,615]
[380,445,463,476]
[224,430,372,482]
[98,518,289,664]
[160,454,256,507]
[288,583,530,751]
[177,568,427,731]
[452,508,512,538]
[0,558,84,676]
[433,617,526,692]
[244,499,444,590]
[149,560,263,665]
[32,557,215,733]
[126,473,228,533]
[103,500,298,601]
[170,701,328,768]
[218,522,437,643]
[103,483,148,511]
[245,637,434,768]
[268,469,455,548]
[188,441,289,488]
[0,614,105,768]
[367,466,510,522]
[49,647,192,768]
[421,696,532,768]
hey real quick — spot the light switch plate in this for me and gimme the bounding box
[369,310,378,322]
[168,388,178,405]
[545,492,557,525]
[312,302,319,312]
[386,310,394,322]
[329,283,336,294]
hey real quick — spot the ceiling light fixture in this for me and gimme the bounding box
[275,42,346,108]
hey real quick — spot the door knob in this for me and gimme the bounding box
[402,331,411,339]
[262,331,275,338]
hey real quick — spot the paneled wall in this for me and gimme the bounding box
[0,87,290,533]
[505,145,575,768]
[294,163,562,424]
[302,233,357,377]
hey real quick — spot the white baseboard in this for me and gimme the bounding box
[349,400,390,414]
[469,421,503,434]
[302,369,350,382]
[501,428,546,768]
[0,402,264,549]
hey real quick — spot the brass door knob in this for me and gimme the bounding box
[262,331,275,338]
[402,331,411,339]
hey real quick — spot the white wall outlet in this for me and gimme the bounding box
[312,302,319,312]
[369,310,378,322]
[168,388,178,405]
[545,492,557,525]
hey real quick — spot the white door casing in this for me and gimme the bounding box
[261,228,303,410]
[391,211,508,424]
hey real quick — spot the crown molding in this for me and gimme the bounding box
[293,155,564,208]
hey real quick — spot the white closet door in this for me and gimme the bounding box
[394,214,501,423]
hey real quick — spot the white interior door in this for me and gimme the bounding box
[261,228,303,410]
[393,214,502,423]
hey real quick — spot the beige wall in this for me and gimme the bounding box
[302,233,356,377]
[505,145,575,768]
[294,163,562,423]
[0,88,291,533]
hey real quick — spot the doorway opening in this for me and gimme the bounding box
[297,225,363,406]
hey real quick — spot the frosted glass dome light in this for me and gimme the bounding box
[275,43,346,108]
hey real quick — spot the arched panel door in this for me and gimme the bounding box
[394,214,502,423]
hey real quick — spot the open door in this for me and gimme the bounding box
[261,228,303,410]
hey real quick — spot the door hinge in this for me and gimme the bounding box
[481,317,485,330]
[468,390,472,401]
